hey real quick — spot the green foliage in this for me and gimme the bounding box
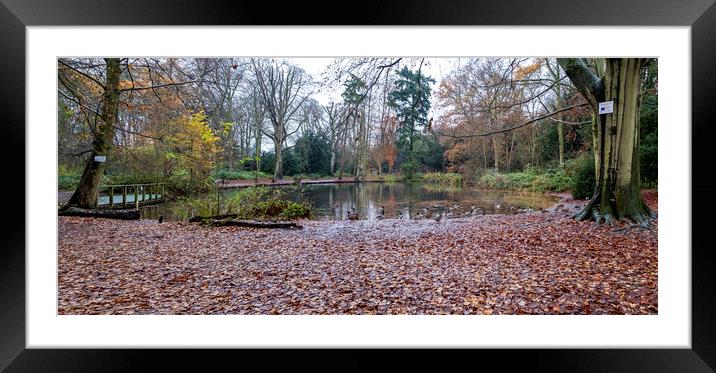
[477,167,571,193]
[58,165,82,190]
[260,151,276,174]
[102,173,162,185]
[422,172,463,186]
[533,118,592,168]
[58,175,80,191]
[413,134,445,171]
[293,131,332,176]
[341,73,367,105]
[214,169,271,180]
[258,132,333,178]
[400,161,420,182]
[252,199,312,220]
[566,155,596,200]
[388,67,435,162]
[381,174,399,183]
[176,186,312,221]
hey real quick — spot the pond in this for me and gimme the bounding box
[140,182,560,221]
[302,182,559,220]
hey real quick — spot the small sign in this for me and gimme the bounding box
[94,155,106,163]
[598,101,614,114]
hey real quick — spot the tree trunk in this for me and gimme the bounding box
[330,148,336,175]
[59,207,140,220]
[558,58,653,224]
[558,122,564,168]
[67,58,121,209]
[492,135,500,172]
[273,140,283,181]
[482,138,488,169]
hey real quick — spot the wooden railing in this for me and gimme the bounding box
[97,183,165,209]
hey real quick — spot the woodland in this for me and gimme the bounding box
[58,57,658,315]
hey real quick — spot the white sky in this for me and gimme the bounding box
[287,57,468,117]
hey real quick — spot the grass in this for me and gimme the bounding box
[476,167,571,193]
[380,174,399,183]
[422,172,463,186]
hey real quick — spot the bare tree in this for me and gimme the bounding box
[320,102,346,175]
[249,59,313,180]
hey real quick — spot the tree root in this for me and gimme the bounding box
[573,198,598,221]
[573,190,655,228]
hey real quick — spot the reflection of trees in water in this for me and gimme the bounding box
[304,183,559,220]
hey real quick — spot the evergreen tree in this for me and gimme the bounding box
[388,67,435,164]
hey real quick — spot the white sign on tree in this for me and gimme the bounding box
[598,101,614,114]
[94,155,106,163]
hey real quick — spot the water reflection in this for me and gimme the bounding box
[303,182,559,221]
[147,182,560,221]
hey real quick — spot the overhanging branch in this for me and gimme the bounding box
[434,103,589,139]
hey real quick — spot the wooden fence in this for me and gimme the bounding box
[97,183,165,209]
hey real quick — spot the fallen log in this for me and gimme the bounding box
[208,219,302,229]
[59,207,140,220]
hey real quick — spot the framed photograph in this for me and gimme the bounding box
[2,0,715,370]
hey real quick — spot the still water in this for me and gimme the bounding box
[142,182,559,221]
[303,182,559,220]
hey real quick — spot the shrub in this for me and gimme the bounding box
[278,201,312,220]
[381,174,399,183]
[400,162,419,181]
[567,155,596,200]
[175,185,312,221]
[58,165,82,191]
[422,172,463,186]
[213,169,271,180]
[476,167,571,193]
[58,174,81,191]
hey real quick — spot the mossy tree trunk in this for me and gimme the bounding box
[557,58,654,225]
[66,58,121,209]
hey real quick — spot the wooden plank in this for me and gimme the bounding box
[109,186,114,208]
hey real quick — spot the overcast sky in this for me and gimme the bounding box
[287,58,468,117]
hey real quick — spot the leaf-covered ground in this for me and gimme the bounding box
[58,192,657,315]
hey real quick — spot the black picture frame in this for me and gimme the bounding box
[1,0,715,371]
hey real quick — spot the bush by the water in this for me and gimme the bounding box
[476,167,571,193]
[422,172,462,186]
[566,155,596,200]
[177,186,311,221]
[381,174,399,183]
[400,162,420,182]
[213,169,272,180]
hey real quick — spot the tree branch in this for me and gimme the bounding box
[434,103,589,138]
[556,58,603,108]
